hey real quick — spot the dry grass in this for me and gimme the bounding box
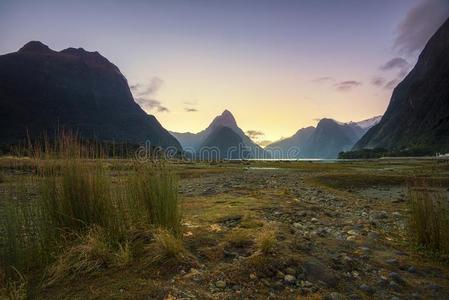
[127,164,182,235]
[408,186,449,256]
[225,229,254,249]
[143,229,195,268]
[256,229,277,254]
[0,267,27,300]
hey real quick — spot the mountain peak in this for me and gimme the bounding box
[210,109,237,128]
[18,41,53,53]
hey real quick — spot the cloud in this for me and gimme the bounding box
[184,107,198,112]
[246,130,264,140]
[311,76,335,84]
[129,83,141,91]
[371,77,387,87]
[394,0,449,55]
[380,57,411,77]
[334,80,362,91]
[384,79,400,90]
[258,140,273,147]
[136,77,164,97]
[131,77,169,113]
[135,98,169,113]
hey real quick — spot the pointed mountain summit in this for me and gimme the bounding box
[171,110,269,158]
[18,41,54,53]
[354,17,449,152]
[0,41,181,150]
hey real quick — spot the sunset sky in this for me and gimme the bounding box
[1,0,448,143]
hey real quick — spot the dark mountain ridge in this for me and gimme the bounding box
[265,116,379,159]
[354,18,449,152]
[0,41,180,150]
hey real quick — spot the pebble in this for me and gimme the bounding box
[215,280,226,289]
[284,275,296,284]
[359,283,374,294]
[324,292,346,300]
[386,258,398,265]
[285,267,296,275]
[389,272,405,285]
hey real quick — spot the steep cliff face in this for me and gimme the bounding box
[354,18,449,152]
[0,41,181,149]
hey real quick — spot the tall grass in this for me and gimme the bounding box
[0,133,183,290]
[127,164,181,235]
[0,180,54,277]
[408,186,449,256]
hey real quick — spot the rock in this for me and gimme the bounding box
[407,266,417,273]
[386,258,398,266]
[359,284,374,294]
[276,270,285,279]
[324,292,346,300]
[293,222,303,229]
[389,272,405,285]
[311,217,319,223]
[367,231,380,241]
[303,259,338,288]
[373,211,388,220]
[215,280,226,289]
[389,280,401,291]
[285,267,296,275]
[284,275,296,284]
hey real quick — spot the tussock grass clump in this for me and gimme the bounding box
[143,229,195,268]
[46,226,118,285]
[39,159,124,238]
[0,268,27,300]
[256,229,277,254]
[225,229,254,249]
[0,181,53,276]
[408,186,449,256]
[127,165,181,234]
[0,133,185,289]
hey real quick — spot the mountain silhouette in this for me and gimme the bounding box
[0,41,180,150]
[354,18,449,152]
[171,110,269,158]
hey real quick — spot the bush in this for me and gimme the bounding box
[408,186,449,256]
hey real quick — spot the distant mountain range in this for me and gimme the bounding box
[266,116,381,159]
[0,41,180,150]
[354,17,449,153]
[171,110,269,159]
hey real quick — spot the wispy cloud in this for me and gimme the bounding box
[334,80,362,92]
[246,130,264,140]
[371,77,387,87]
[131,77,169,113]
[135,98,169,113]
[384,79,400,90]
[184,107,198,112]
[380,57,410,77]
[258,140,272,147]
[311,76,335,84]
[394,0,449,55]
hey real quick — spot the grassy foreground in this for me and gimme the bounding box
[1,155,449,299]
